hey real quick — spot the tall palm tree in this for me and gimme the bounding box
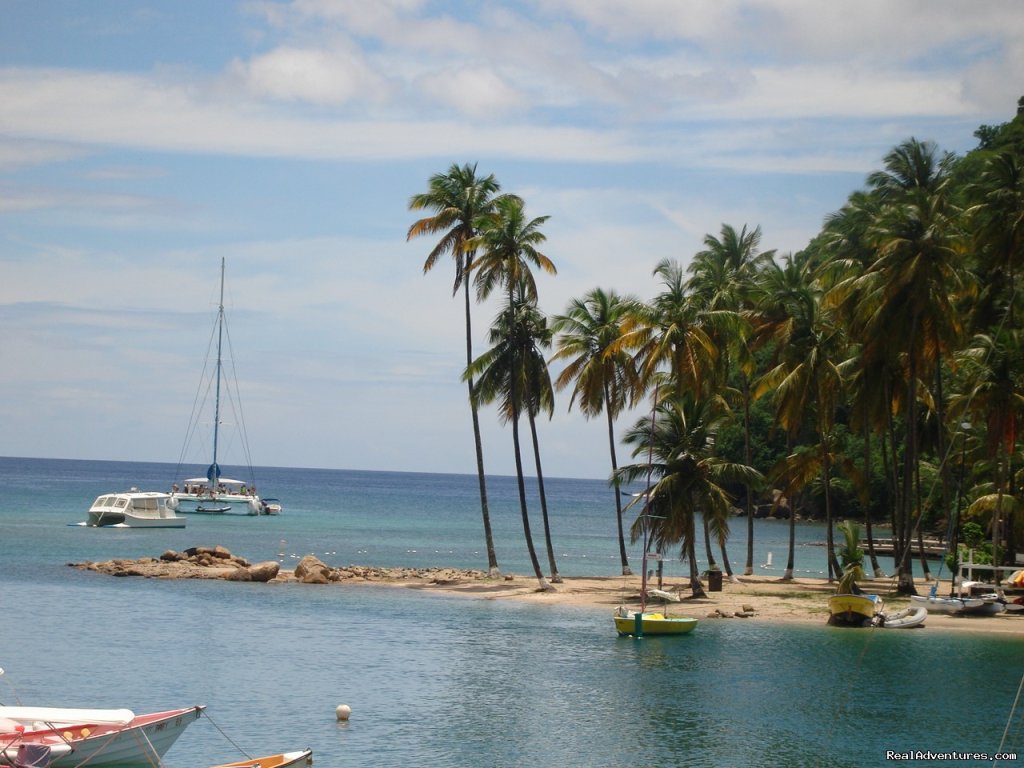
[407,163,517,578]
[755,251,845,580]
[850,142,967,593]
[616,391,761,597]
[469,281,562,583]
[688,223,774,576]
[471,197,557,591]
[751,251,812,578]
[550,288,640,576]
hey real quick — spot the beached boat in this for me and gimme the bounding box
[209,748,313,768]
[876,605,927,629]
[909,593,987,614]
[77,490,186,529]
[168,259,279,517]
[828,593,882,626]
[0,705,204,768]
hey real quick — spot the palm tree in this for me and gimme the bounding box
[469,281,562,583]
[471,196,557,591]
[755,251,845,580]
[616,391,761,597]
[550,288,640,576]
[407,163,517,578]
[851,141,967,593]
[630,259,722,398]
[688,223,774,577]
[949,329,1024,567]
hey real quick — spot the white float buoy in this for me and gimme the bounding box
[336,704,352,721]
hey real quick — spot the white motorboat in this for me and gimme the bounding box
[78,490,186,528]
[0,705,204,768]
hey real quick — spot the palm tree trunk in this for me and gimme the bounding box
[897,331,920,595]
[463,274,499,577]
[822,440,841,581]
[605,383,631,575]
[783,434,796,581]
[687,521,707,598]
[528,408,561,582]
[862,414,883,577]
[508,290,550,592]
[703,514,718,569]
[742,375,755,576]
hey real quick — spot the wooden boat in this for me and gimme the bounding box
[876,605,927,629]
[0,705,204,768]
[828,593,881,626]
[614,607,698,636]
[210,749,313,768]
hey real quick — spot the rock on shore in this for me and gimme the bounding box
[68,547,488,586]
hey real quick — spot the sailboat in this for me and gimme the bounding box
[169,259,280,516]
[613,390,698,638]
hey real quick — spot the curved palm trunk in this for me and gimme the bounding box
[703,514,718,569]
[528,408,561,583]
[605,384,631,576]
[512,404,550,590]
[463,274,499,577]
[507,291,550,592]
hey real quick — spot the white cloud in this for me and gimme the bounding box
[234,44,390,106]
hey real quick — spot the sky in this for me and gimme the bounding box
[1,1,1022,481]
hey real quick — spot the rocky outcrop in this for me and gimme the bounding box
[69,547,486,586]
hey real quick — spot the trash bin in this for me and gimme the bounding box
[707,568,723,592]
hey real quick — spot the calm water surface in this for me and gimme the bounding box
[1,458,1021,767]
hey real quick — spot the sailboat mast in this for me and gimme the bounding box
[211,257,225,477]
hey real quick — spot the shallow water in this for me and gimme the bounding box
[1,458,1021,767]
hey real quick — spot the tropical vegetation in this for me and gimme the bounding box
[409,97,1024,596]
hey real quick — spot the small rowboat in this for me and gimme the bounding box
[209,748,313,768]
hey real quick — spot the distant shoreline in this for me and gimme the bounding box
[70,549,1023,636]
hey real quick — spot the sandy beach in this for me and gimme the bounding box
[73,548,1024,636]
[406,571,1024,635]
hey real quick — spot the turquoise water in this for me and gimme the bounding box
[1,458,1021,767]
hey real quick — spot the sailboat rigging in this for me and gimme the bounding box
[169,258,280,516]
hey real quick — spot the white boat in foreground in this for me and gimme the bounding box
[0,705,204,768]
[78,490,186,529]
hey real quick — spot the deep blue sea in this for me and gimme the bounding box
[1,457,1021,767]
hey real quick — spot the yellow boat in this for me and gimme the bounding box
[209,749,313,768]
[828,593,881,626]
[614,608,698,637]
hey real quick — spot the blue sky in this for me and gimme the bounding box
[1,0,1022,480]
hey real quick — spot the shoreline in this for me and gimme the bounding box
[70,548,1024,636]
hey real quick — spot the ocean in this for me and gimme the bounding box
[1,457,1021,767]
